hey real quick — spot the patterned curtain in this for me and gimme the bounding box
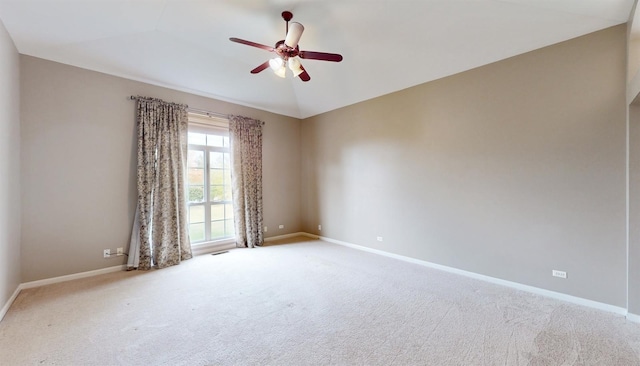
[229,115,264,248]
[128,96,192,269]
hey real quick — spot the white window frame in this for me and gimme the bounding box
[187,113,235,254]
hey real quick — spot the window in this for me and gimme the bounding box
[187,114,234,244]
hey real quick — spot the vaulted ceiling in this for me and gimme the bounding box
[0,0,634,118]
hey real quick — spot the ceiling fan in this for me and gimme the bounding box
[230,11,343,82]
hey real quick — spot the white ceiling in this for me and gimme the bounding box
[0,0,634,118]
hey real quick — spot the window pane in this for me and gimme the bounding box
[189,223,205,242]
[211,221,225,239]
[210,152,224,169]
[210,185,224,202]
[188,168,204,185]
[211,204,224,221]
[188,124,234,243]
[189,186,204,202]
[225,219,235,236]
[189,205,205,223]
[188,150,204,168]
[210,169,224,185]
[188,133,206,146]
[207,134,224,147]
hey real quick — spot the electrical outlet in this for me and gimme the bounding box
[552,270,567,279]
[116,247,124,256]
[318,224,322,231]
[264,226,268,232]
[279,225,284,229]
[103,249,111,258]
[377,236,383,242]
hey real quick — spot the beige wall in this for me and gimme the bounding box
[0,19,21,310]
[20,56,301,282]
[302,25,628,307]
[629,104,640,314]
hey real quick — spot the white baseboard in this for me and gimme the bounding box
[314,234,628,317]
[1,265,126,323]
[20,265,127,290]
[265,232,311,242]
[627,312,640,323]
[9,233,309,294]
[3,233,632,323]
[0,285,22,322]
[301,233,320,240]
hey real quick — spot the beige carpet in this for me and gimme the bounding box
[2,236,640,365]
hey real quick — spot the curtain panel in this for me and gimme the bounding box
[229,115,264,248]
[128,96,192,269]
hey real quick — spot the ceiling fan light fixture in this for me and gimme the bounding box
[229,11,342,83]
[269,57,284,71]
[274,65,287,78]
[288,57,304,77]
[284,22,304,48]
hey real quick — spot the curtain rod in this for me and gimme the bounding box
[128,96,229,119]
[187,107,230,120]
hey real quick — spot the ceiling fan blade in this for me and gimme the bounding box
[298,65,310,82]
[299,51,343,62]
[229,37,274,52]
[250,61,270,74]
[284,22,304,48]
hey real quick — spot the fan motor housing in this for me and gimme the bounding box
[275,40,299,59]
